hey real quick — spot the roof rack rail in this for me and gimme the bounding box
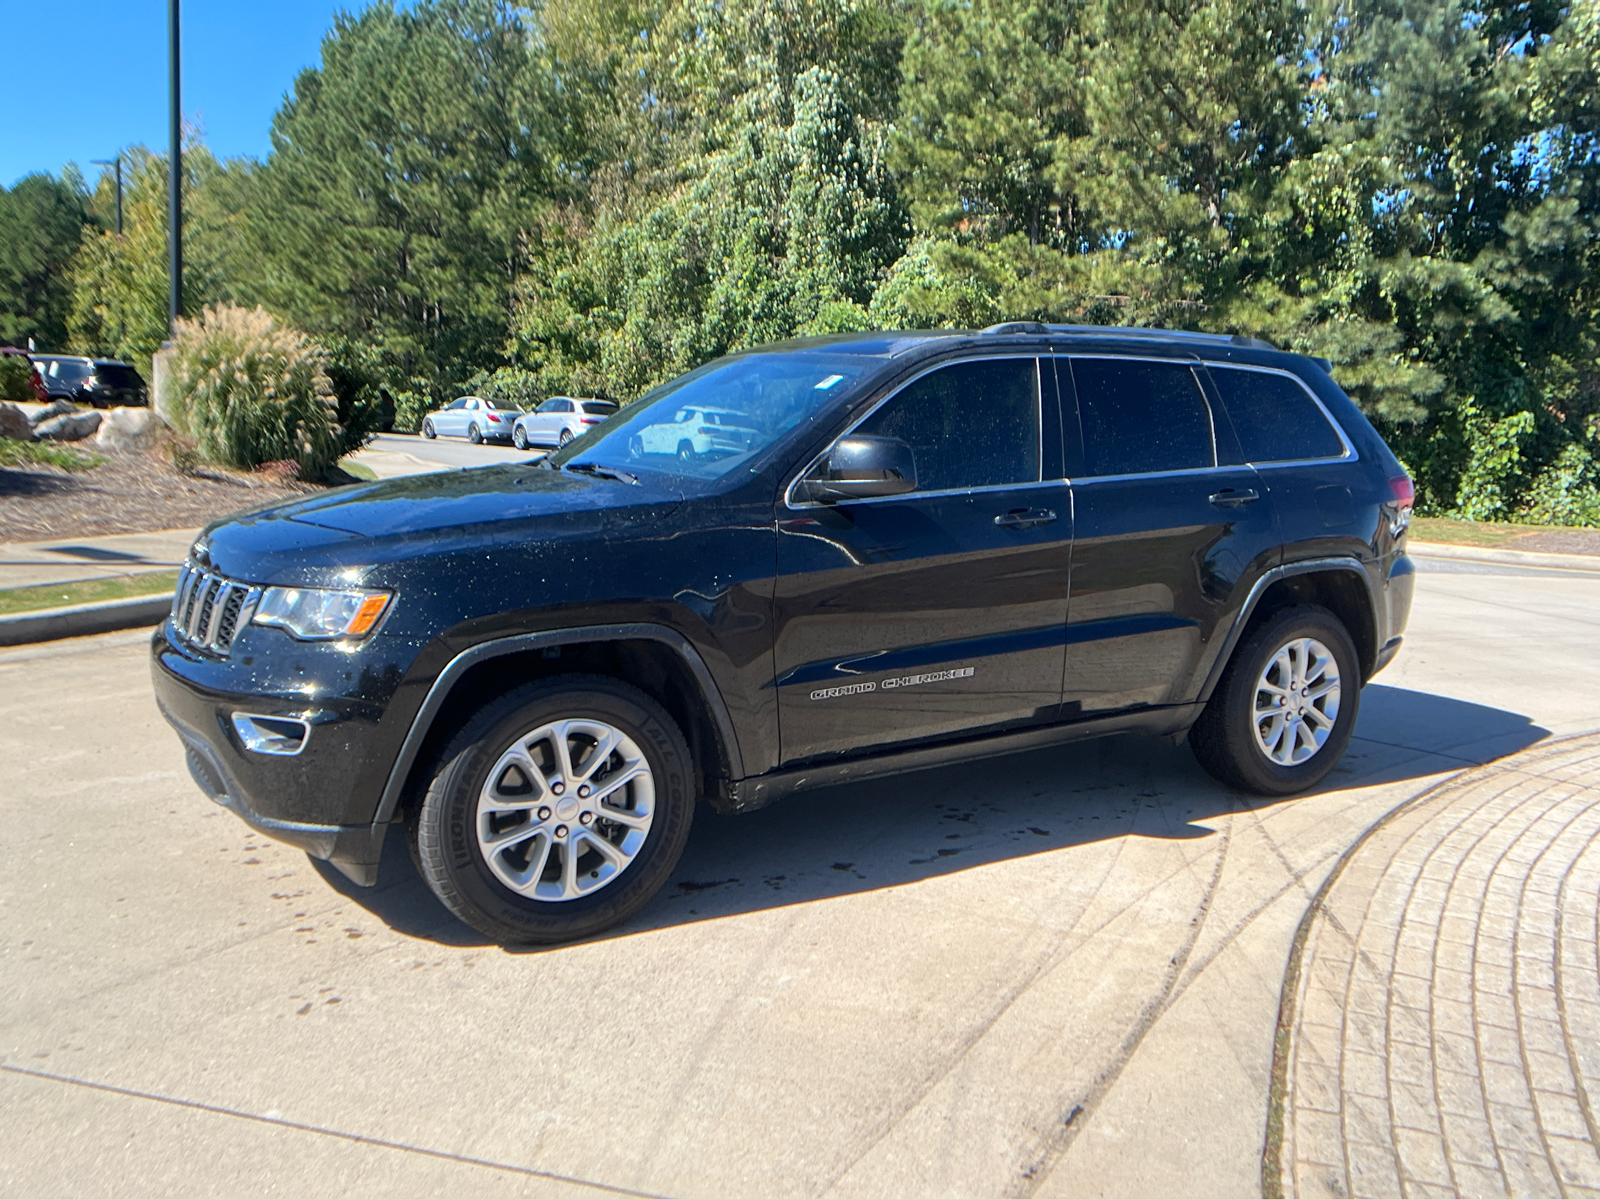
[1042,324,1277,350]
[980,321,1052,336]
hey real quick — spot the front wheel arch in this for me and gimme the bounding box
[376,627,745,832]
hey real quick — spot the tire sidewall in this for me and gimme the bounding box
[513,425,527,450]
[422,419,435,439]
[418,678,695,944]
[1216,605,1361,795]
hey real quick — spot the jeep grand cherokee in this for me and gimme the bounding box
[153,325,1415,944]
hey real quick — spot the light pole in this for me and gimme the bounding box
[168,0,182,330]
[91,155,123,235]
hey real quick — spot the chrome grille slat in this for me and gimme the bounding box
[170,564,258,658]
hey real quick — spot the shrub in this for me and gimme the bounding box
[168,304,342,477]
[0,354,39,403]
[1521,442,1600,527]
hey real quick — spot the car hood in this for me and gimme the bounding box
[273,464,678,537]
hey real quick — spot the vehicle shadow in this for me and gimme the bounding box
[318,683,1548,948]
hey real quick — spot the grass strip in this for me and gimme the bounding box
[0,570,179,617]
[0,438,106,471]
[1409,515,1553,547]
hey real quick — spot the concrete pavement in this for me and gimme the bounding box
[1,559,1597,1197]
[0,528,196,591]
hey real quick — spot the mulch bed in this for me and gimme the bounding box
[0,447,316,542]
[1504,529,1600,556]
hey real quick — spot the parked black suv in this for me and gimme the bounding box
[31,355,148,408]
[152,326,1415,944]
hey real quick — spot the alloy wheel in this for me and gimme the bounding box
[1252,636,1342,766]
[475,718,654,901]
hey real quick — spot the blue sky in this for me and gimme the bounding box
[0,0,355,189]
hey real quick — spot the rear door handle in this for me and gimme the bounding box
[995,507,1058,529]
[1208,488,1260,508]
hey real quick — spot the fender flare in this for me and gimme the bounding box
[370,623,746,828]
[1196,556,1379,704]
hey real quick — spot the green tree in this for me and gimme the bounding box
[0,169,90,351]
[66,145,256,376]
[248,0,573,407]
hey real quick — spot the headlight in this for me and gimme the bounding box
[252,586,392,640]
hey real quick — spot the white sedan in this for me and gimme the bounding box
[419,396,526,444]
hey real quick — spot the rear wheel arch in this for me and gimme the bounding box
[1200,559,1379,705]
[377,627,743,830]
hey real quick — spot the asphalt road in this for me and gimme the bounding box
[3,554,1598,1196]
[367,431,539,471]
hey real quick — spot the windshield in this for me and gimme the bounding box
[548,354,871,487]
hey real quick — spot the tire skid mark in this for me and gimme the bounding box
[816,787,1174,1195]
[1010,812,1234,1197]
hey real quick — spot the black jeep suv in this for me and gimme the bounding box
[153,325,1415,944]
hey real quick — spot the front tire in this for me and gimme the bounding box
[422,418,437,439]
[1189,603,1360,796]
[513,425,529,450]
[411,675,696,945]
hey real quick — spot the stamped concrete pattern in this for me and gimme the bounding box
[1280,733,1600,1198]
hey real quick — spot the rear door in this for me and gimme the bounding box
[1059,354,1278,716]
[772,355,1073,765]
[1203,363,1363,562]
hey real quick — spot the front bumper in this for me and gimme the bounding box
[150,620,428,886]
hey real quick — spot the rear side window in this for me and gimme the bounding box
[1066,358,1214,477]
[1209,367,1347,463]
[96,365,143,388]
[854,358,1040,493]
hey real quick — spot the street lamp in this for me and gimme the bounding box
[168,0,182,329]
[91,155,123,235]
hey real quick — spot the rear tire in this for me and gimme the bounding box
[677,439,694,461]
[411,675,696,945]
[468,424,484,445]
[559,427,574,446]
[422,419,437,439]
[1189,604,1360,796]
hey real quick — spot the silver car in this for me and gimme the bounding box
[511,397,620,450]
[419,396,526,444]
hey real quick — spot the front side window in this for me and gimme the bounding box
[1209,367,1347,464]
[1066,357,1215,477]
[850,358,1041,494]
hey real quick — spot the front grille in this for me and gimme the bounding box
[170,563,261,656]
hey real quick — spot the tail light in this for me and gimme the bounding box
[580,417,602,424]
[1388,474,1413,536]
[487,412,501,423]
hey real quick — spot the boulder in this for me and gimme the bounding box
[0,402,30,440]
[94,405,165,452]
[29,399,78,426]
[33,409,104,442]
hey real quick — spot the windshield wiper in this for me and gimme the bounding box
[564,461,639,485]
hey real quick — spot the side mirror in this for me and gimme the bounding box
[804,435,918,502]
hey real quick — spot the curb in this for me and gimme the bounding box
[1408,538,1600,572]
[0,594,171,647]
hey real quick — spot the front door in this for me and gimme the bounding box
[772,355,1073,766]
[1058,354,1279,716]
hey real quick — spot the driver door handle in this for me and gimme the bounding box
[995,507,1057,529]
[1209,488,1260,508]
